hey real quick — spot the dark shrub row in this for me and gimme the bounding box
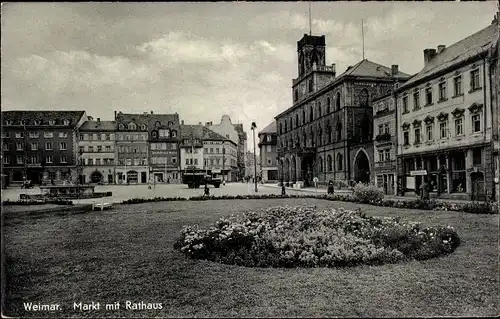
[2,199,74,206]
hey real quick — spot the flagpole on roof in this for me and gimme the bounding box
[362,19,365,60]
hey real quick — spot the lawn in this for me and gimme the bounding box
[2,199,499,317]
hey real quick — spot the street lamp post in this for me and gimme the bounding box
[222,146,225,185]
[251,122,258,192]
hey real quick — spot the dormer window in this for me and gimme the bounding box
[34,120,41,125]
[128,122,137,130]
[155,121,161,127]
[152,131,157,138]
[171,130,177,137]
[63,119,70,126]
[49,120,55,125]
[168,121,173,127]
[118,123,125,130]
[141,124,147,131]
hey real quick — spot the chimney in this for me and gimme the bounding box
[97,118,100,123]
[423,48,437,65]
[114,111,117,119]
[87,116,93,121]
[151,110,153,114]
[181,120,184,125]
[332,63,336,77]
[199,122,202,125]
[391,65,399,77]
[492,13,498,25]
[437,45,446,54]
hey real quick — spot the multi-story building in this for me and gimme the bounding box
[203,126,238,182]
[206,115,247,181]
[145,112,180,183]
[179,124,204,178]
[396,20,498,200]
[275,33,410,187]
[77,117,116,184]
[1,110,87,186]
[492,11,500,204]
[258,121,278,183]
[115,112,150,184]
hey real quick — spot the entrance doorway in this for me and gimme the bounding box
[91,171,103,183]
[301,155,314,187]
[354,150,370,184]
[471,172,485,201]
[127,170,138,184]
[141,172,147,184]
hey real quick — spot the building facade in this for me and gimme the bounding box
[275,33,410,187]
[258,121,278,183]
[206,115,247,181]
[396,21,498,200]
[372,93,398,194]
[202,127,238,182]
[146,113,180,183]
[492,11,500,205]
[78,118,116,184]
[115,112,150,184]
[179,125,204,179]
[1,111,86,186]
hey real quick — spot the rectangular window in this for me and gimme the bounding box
[414,128,421,144]
[60,155,67,163]
[413,92,420,109]
[185,159,189,165]
[95,158,100,165]
[426,124,433,141]
[440,122,448,139]
[384,123,390,134]
[105,145,111,152]
[46,156,53,164]
[472,114,481,132]
[473,148,482,165]
[403,96,409,113]
[194,159,198,165]
[31,142,38,150]
[454,76,462,96]
[3,156,10,164]
[378,150,384,162]
[439,82,447,101]
[1,132,10,138]
[126,159,132,166]
[403,131,409,146]
[88,146,94,152]
[45,142,53,150]
[97,145,102,152]
[17,155,24,164]
[30,155,39,164]
[134,158,139,166]
[44,132,53,138]
[16,142,23,150]
[267,145,272,152]
[60,142,67,150]
[455,118,463,136]
[2,143,8,151]
[385,150,391,161]
[59,132,68,138]
[15,132,24,138]
[378,124,383,135]
[216,148,219,154]
[425,87,433,105]
[470,69,480,90]
[29,132,39,138]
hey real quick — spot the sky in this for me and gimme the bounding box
[1,1,497,151]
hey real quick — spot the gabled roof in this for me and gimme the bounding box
[1,110,86,127]
[115,112,180,129]
[79,120,116,131]
[202,126,230,141]
[399,23,497,89]
[180,124,204,139]
[336,59,410,80]
[258,121,277,135]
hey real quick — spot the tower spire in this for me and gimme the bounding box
[309,0,312,35]
[362,19,365,60]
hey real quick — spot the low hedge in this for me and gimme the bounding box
[2,199,74,206]
[121,194,498,214]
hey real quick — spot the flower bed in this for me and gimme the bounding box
[174,205,460,268]
[121,194,498,214]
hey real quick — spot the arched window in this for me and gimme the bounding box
[152,131,157,138]
[318,157,323,172]
[328,155,333,171]
[295,114,299,127]
[360,88,369,107]
[308,78,314,92]
[327,97,331,113]
[327,122,332,144]
[280,123,283,134]
[302,109,306,123]
[336,122,342,142]
[318,125,323,146]
[168,121,173,127]
[337,153,343,170]
[128,122,137,130]
[118,123,125,130]
[285,121,288,132]
[318,102,322,118]
[290,118,293,130]
[171,130,177,137]
[336,92,341,110]
[311,131,315,147]
[309,108,313,122]
[141,124,147,131]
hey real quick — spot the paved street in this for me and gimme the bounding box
[1,182,310,204]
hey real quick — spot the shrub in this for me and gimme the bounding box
[461,201,497,215]
[352,183,384,204]
[2,199,73,206]
[174,205,460,268]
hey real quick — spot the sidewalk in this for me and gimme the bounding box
[260,184,475,204]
